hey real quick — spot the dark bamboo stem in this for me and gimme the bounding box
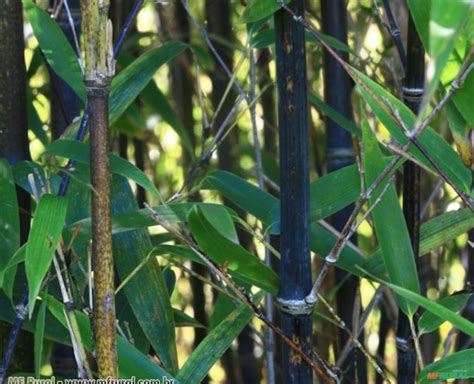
[274,1,313,382]
[397,13,424,383]
[81,0,117,377]
[320,1,366,382]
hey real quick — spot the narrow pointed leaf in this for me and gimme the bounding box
[109,42,187,124]
[22,0,85,101]
[419,293,471,334]
[45,140,161,198]
[362,119,420,316]
[34,297,47,378]
[425,0,473,107]
[176,292,263,383]
[26,194,68,317]
[0,160,20,282]
[418,349,474,383]
[189,206,279,294]
[353,67,471,193]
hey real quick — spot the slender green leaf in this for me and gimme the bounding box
[366,273,474,337]
[174,309,205,329]
[26,194,68,317]
[310,164,361,222]
[203,170,280,233]
[45,139,161,198]
[365,208,474,277]
[34,297,47,378]
[176,292,263,383]
[418,349,474,383]
[309,92,361,136]
[109,42,187,124]
[44,295,178,381]
[0,160,20,282]
[189,206,279,294]
[425,0,473,107]
[362,118,420,316]
[353,67,471,193]
[419,293,471,334]
[23,0,85,101]
[239,0,289,23]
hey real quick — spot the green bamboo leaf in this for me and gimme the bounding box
[419,208,474,255]
[189,206,279,294]
[22,0,86,101]
[309,92,361,136]
[239,0,289,23]
[418,293,471,335]
[203,170,280,233]
[353,67,471,193]
[66,203,236,246]
[63,43,187,139]
[44,295,178,381]
[361,118,420,316]
[418,349,474,383]
[44,139,161,198]
[140,82,194,158]
[446,98,472,167]
[176,292,263,383]
[365,208,474,278]
[364,271,474,337]
[174,309,205,329]
[26,194,68,317]
[0,160,20,284]
[425,0,473,107]
[34,296,48,378]
[310,164,361,222]
[109,42,187,124]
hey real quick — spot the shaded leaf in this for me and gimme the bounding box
[419,293,471,334]
[0,160,20,282]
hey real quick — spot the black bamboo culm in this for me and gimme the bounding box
[320,1,367,382]
[274,1,313,383]
[0,2,144,379]
[397,13,425,384]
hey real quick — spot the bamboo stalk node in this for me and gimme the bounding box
[84,79,111,96]
[401,86,424,104]
[275,297,314,316]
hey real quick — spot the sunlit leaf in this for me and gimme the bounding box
[26,195,68,317]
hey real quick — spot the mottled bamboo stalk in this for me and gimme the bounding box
[81,0,117,378]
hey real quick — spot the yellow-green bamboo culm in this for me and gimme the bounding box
[81,0,117,378]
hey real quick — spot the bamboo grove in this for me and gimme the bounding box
[1,0,474,383]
